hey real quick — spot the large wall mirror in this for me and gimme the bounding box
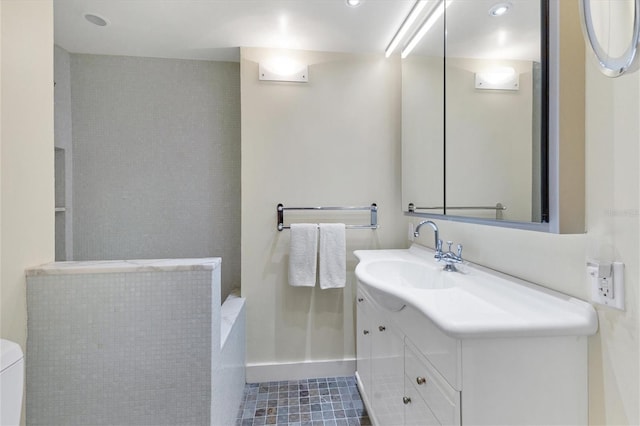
[402,0,550,226]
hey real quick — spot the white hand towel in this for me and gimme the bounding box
[319,223,346,289]
[289,223,318,287]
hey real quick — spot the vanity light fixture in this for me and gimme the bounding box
[385,0,429,58]
[401,0,452,59]
[489,2,512,17]
[84,13,109,27]
[259,57,308,83]
[346,0,363,7]
[475,67,519,90]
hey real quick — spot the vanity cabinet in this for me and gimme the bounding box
[356,283,588,426]
[357,289,405,424]
[357,286,461,426]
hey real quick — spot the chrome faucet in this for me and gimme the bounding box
[413,220,463,272]
[413,220,442,258]
[439,241,464,272]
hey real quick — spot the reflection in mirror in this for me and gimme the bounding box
[401,1,445,215]
[445,0,545,222]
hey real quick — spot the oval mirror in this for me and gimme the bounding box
[580,0,640,77]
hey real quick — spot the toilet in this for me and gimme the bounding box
[0,339,24,426]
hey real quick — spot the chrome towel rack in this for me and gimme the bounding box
[277,203,378,231]
[408,203,506,220]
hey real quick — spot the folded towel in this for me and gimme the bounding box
[289,223,318,287]
[319,223,346,289]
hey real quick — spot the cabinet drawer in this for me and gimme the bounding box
[404,374,441,426]
[395,304,460,389]
[405,339,460,426]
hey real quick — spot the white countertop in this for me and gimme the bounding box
[26,257,221,276]
[354,244,598,339]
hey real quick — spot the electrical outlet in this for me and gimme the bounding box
[599,275,613,299]
[588,261,625,310]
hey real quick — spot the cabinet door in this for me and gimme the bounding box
[371,316,405,425]
[356,289,372,400]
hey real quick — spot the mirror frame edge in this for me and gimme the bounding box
[549,0,586,234]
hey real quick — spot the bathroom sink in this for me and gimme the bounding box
[358,259,452,290]
[354,244,599,339]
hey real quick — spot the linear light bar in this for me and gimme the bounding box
[401,0,452,59]
[385,0,428,58]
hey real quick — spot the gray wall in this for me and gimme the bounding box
[54,45,74,260]
[69,54,240,299]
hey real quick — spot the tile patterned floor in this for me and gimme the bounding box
[236,376,371,426]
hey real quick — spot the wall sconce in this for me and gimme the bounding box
[259,57,308,83]
[475,67,519,91]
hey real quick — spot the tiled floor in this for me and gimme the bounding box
[236,376,371,426]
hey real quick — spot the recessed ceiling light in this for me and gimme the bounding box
[84,13,109,27]
[346,0,363,7]
[489,2,511,17]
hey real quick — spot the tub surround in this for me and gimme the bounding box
[218,290,247,426]
[26,257,221,276]
[26,258,245,426]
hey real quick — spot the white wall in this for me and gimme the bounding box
[1,0,54,347]
[583,52,639,426]
[241,47,405,379]
[0,2,54,424]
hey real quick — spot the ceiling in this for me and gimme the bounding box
[54,0,541,62]
[54,0,416,62]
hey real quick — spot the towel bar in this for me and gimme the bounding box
[277,203,378,231]
[408,202,506,220]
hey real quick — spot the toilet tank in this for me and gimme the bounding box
[0,339,24,426]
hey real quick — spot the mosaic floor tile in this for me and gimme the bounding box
[236,376,371,426]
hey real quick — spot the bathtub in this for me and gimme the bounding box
[215,289,246,426]
[26,258,245,426]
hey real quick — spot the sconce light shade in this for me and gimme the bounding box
[475,67,519,91]
[259,58,308,83]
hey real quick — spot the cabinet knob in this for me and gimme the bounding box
[378,325,386,332]
[357,297,364,302]
[402,396,412,405]
[363,330,369,335]
[416,376,427,385]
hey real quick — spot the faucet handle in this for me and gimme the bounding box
[457,244,463,258]
[446,241,453,252]
[436,239,443,252]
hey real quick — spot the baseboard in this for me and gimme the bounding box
[246,358,356,383]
